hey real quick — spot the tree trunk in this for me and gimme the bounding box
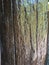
[1,0,48,65]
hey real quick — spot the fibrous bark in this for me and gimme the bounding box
[1,0,48,65]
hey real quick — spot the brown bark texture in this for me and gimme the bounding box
[0,0,48,65]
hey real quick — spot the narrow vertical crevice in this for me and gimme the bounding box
[29,24,35,65]
[36,0,38,65]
